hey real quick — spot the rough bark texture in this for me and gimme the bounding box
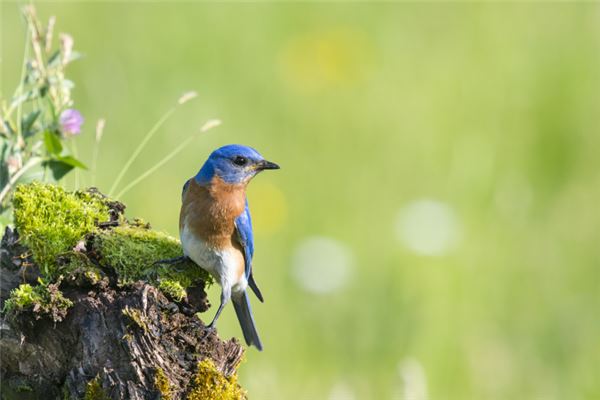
[0,227,245,400]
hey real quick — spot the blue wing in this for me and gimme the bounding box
[234,199,263,302]
[235,200,254,276]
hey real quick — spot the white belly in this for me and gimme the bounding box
[180,224,247,293]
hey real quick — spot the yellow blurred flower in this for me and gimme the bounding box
[279,28,370,93]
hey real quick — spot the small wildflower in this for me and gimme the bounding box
[177,91,198,105]
[59,33,73,64]
[59,109,84,136]
[200,119,221,132]
[96,118,106,142]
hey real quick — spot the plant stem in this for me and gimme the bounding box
[71,140,80,190]
[92,121,104,187]
[115,131,204,199]
[92,139,100,187]
[15,26,31,142]
[108,106,177,197]
[0,156,42,204]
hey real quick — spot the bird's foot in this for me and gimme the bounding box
[152,255,190,266]
[145,256,190,281]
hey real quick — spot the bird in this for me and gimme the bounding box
[166,144,279,351]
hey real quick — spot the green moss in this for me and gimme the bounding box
[13,182,111,277]
[62,251,93,271]
[3,283,42,311]
[3,280,73,322]
[9,182,211,323]
[93,226,178,281]
[154,368,172,400]
[159,280,186,302]
[84,376,109,400]
[186,359,246,400]
[60,252,104,285]
[15,384,33,392]
[62,382,70,400]
[93,225,212,287]
[122,306,149,333]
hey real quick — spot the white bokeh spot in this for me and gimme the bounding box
[291,236,354,294]
[396,199,462,256]
[328,381,356,400]
[397,357,428,400]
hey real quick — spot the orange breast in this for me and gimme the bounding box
[180,177,247,249]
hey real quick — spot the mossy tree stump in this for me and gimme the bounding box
[0,183,246,399]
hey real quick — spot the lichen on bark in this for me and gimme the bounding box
[187,359,247,400]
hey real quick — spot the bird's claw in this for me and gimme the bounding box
[152,256,189,266]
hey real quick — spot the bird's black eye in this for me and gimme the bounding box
[233,156,248,166]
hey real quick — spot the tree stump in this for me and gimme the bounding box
[0,184,246,399]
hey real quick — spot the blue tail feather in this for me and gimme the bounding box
[248,273,264,302]
[232,291,263,351]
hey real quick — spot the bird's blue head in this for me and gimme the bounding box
[195,144,280,185]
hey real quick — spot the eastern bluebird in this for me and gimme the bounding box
[176,144,279,351]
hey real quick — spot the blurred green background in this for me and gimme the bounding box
[2,2,599,399]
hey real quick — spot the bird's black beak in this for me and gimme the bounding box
[256,160,280,171]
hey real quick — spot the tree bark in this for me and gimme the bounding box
[0,227,245,399]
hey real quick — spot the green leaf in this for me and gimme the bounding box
[66,51,82,63]
[61,79,75,90]
[43,131,63,155]
[10,90,37,108]
[0,119,15,137]
[57,155,87,170]
[21,110,41,137]
[47,50,61,67]
[39,84,48,98]
[0,140,9,188]
[47,51,82,68]
[24,68,40,85]
[42,159,74,181]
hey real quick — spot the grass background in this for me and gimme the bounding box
[2,2,599,399]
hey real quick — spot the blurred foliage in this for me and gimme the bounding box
[0,6,87,218]
[1,3,599,399]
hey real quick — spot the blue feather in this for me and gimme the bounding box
[195,144,264,185]
[235,200,254,277]
[235,200,263,302]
